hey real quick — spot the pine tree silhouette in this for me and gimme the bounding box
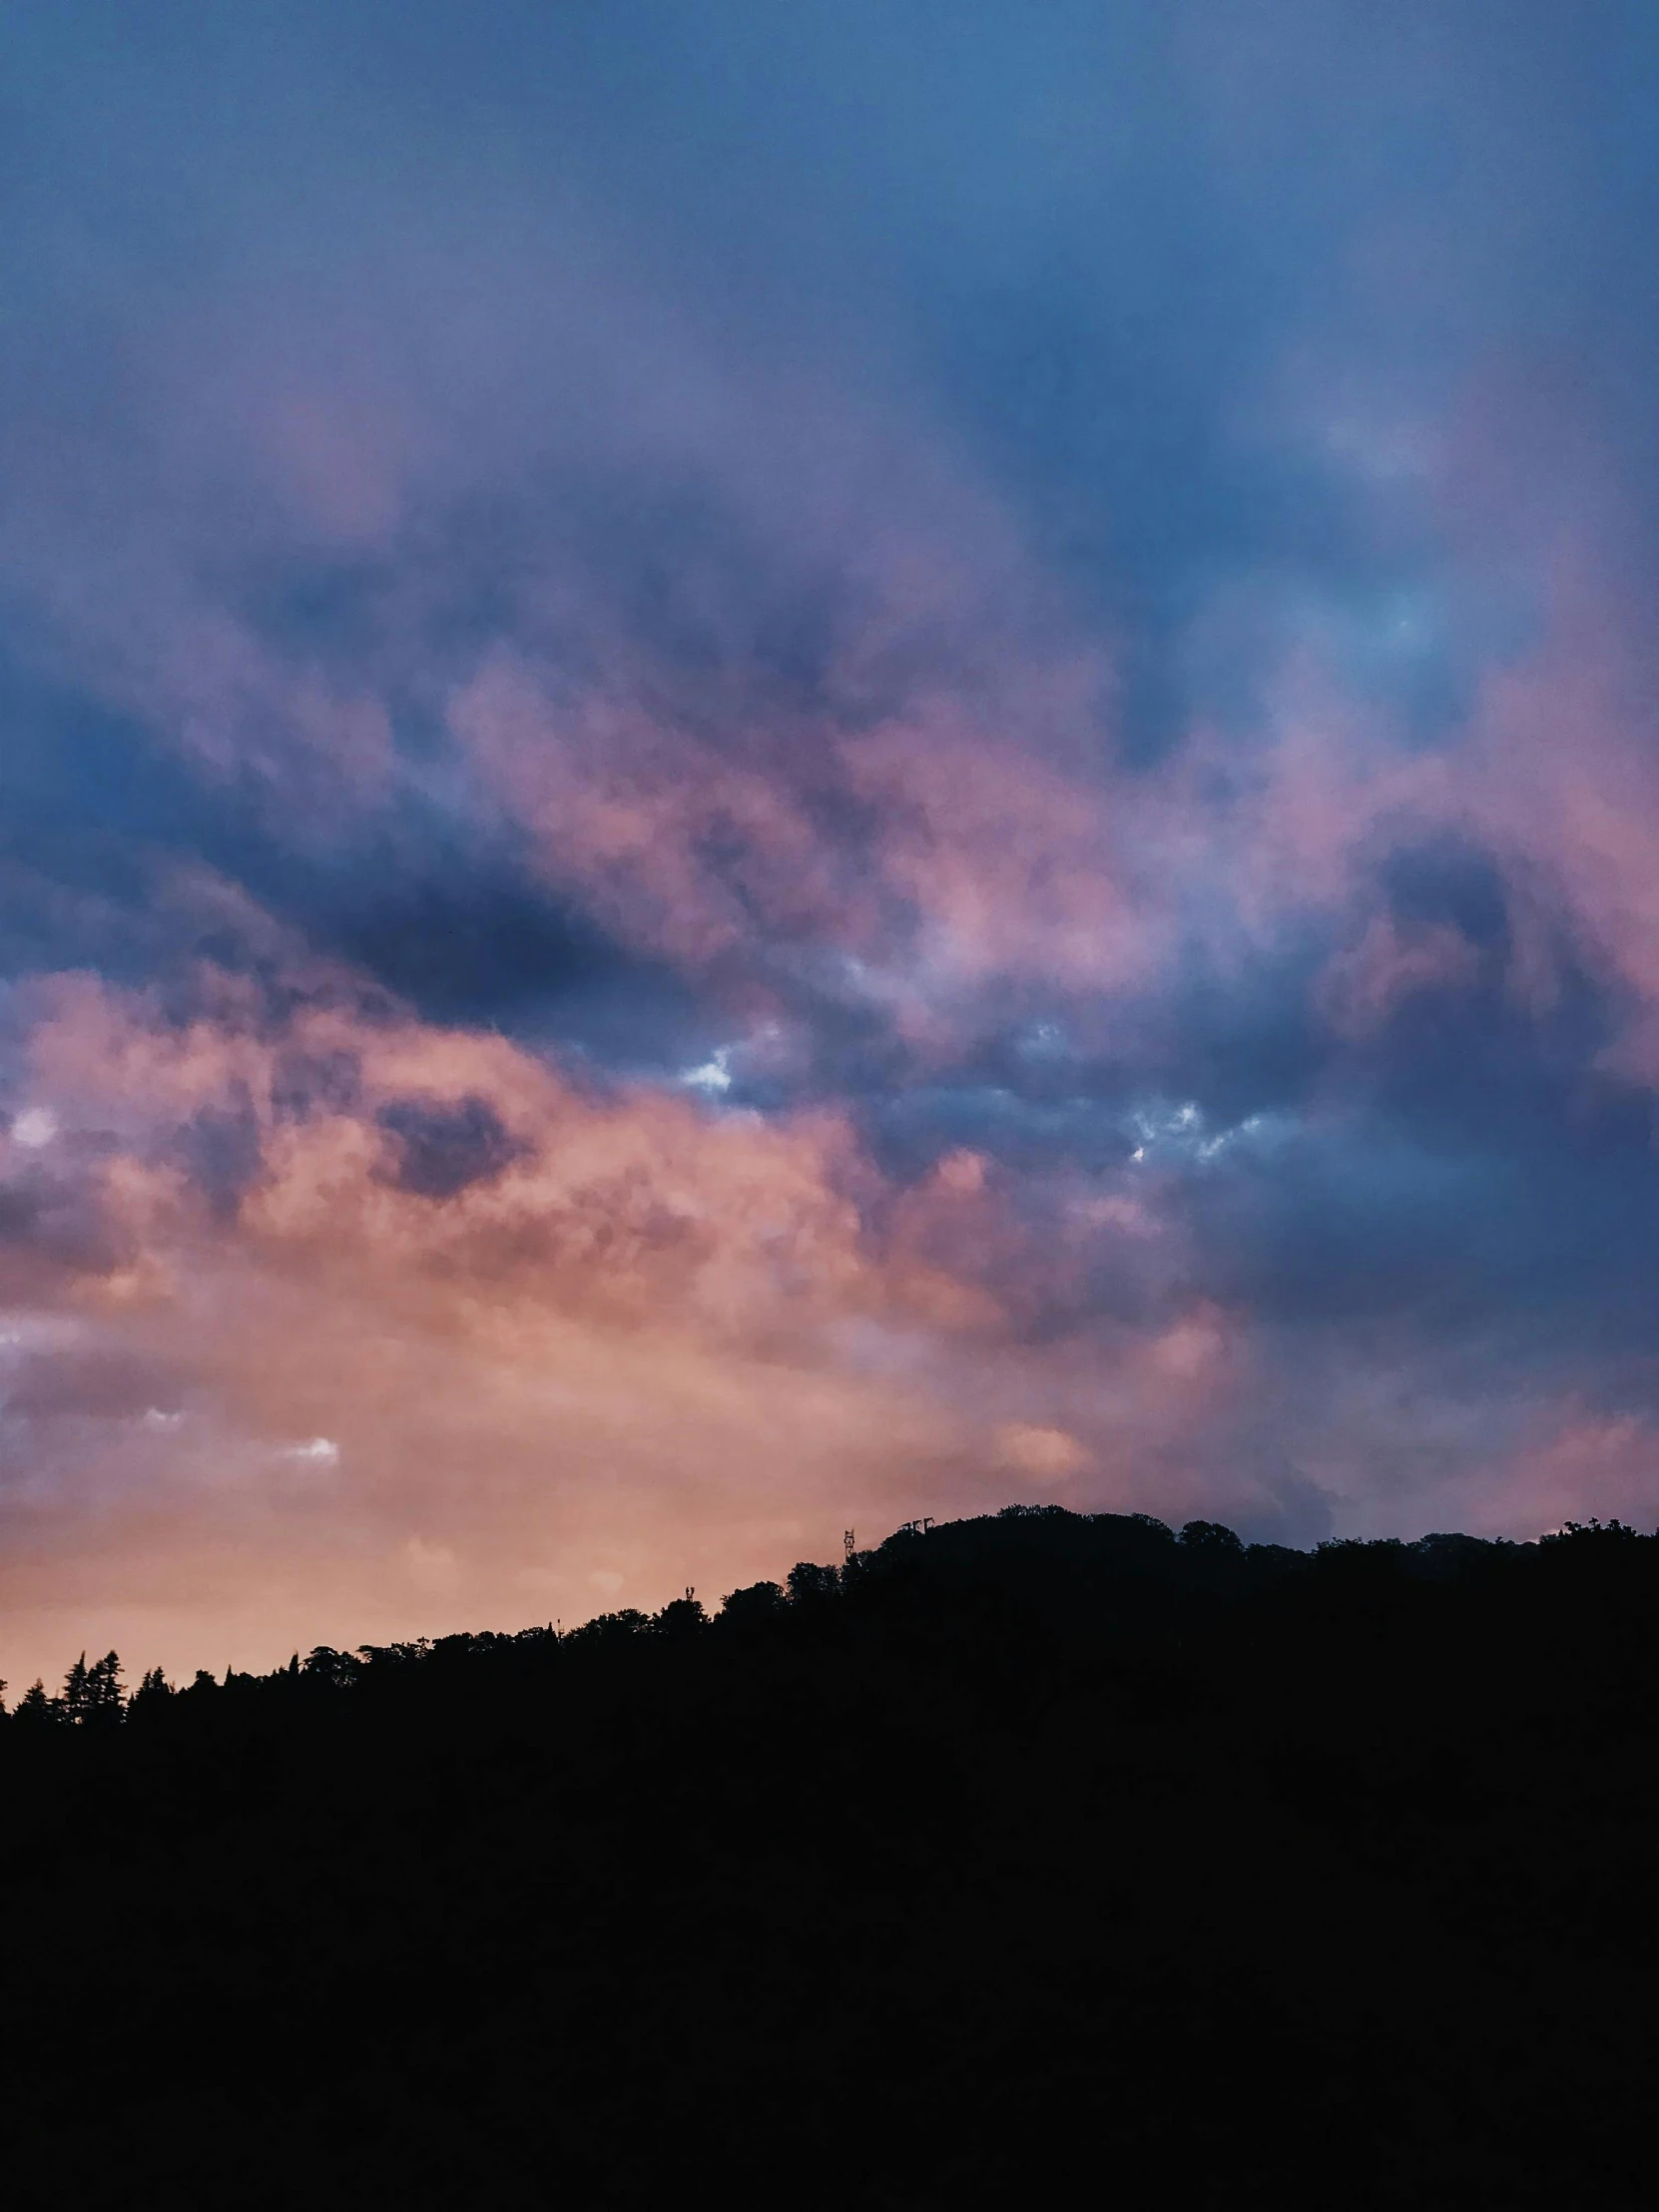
[13,1678,59,1726]
[84,1652,124,1726]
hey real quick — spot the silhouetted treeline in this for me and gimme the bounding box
[4,1505,1659,2208]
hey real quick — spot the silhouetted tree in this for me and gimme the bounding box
[83,1651,123,1727]
[566,1608,653,1648]
[12,1678,59,1727]
[131,1667,173,1712]
[653,1595,707,1638]
[1179,1520,1245,1555]
[787,1561,839,1606]
[1545,1517,1640,1544]
[720,1580,787,1625]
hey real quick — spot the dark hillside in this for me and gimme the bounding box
[3,1507,1658,2208]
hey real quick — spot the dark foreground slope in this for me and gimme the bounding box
[4,1508,1659,2209]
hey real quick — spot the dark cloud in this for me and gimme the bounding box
[164,1095,264,1221]
[3,1349,182,1423]
[377,1093,526,1201]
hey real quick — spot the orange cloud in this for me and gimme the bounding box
[0,953,1246,1690]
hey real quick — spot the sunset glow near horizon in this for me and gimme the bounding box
[4,2,1659,1688]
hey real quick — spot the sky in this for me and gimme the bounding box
[6,0,1659,1684]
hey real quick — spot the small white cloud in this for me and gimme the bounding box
[12,1107,58,1149]
[1019,1021,1070,1062]
[1131,1101,1205,1150]
[589,1568,625,1594]
[142,1407,185,1432]
[1128,1099,1282,1166]
[681,1048,733,1096]
[282,1435,340,1464]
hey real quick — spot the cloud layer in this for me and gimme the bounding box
[6,0,1659,1681]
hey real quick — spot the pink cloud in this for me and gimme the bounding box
[1317,912,1482,1037]
[1451,551,1659,1072]
[1459,1405,1659,1538]
[0,953,1256,1686]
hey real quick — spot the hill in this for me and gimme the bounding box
[3,1506,1657,2208]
